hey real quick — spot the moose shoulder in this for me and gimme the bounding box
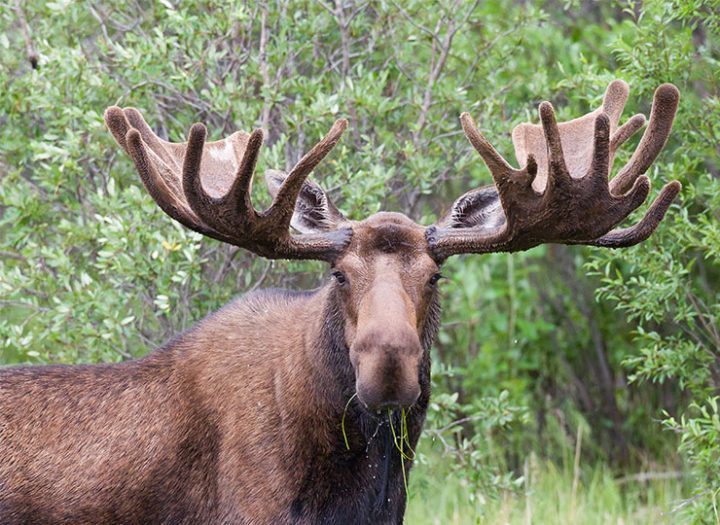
[0,81,681,525]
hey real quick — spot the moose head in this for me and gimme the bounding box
[104,80,680,413]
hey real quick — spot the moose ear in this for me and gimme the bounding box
[436,185,506,232]
[265,169,347,234]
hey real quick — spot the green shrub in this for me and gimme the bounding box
[1,1,717,520]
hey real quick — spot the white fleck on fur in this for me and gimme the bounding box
[208,140,234,163]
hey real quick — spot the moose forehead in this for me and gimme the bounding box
[338,212,436,270]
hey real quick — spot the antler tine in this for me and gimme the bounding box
[589,112,611,184]
[579,180,681,248]
[611,114,646,152]
[266,119,348,228]
[227,129,264,214]
[601,79,630,124]
[459,112,517,186]
[538,102,572,189]
[104,106,132,152]
[124,107,180,170]
[601,80,649,154]
[610,84,680,194]
[181,123,213,210]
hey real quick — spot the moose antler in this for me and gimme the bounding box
[104,107,351,262]
[428,81,681,260]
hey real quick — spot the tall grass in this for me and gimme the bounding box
[406,456,687,525]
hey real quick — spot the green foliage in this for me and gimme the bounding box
[584,1,720,520]
[420,377,530,498]
[1,0,718,521]
[663,398,720,523]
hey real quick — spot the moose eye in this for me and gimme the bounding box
[428,273,444,286]
[332,271,347,285]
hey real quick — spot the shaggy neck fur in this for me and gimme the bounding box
[283,283,441,523]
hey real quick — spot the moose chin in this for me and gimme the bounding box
[0,80,680,525]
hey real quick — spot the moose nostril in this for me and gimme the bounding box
[375,392,419,411]
[374,399,401,412]
[356,378,421,412]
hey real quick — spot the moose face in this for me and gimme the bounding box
[331,213,441,411]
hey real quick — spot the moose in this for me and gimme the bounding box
[0,80,680,524]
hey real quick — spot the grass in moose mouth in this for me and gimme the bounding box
[341,395,416,494]
[388,406,416,494]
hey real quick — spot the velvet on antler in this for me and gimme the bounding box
[104,107,351,262]
[428,80,681,260]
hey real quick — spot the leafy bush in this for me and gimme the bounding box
[582,2,720,520]
[1,0,718,521]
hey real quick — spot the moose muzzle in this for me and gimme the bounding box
[350,275,423,411]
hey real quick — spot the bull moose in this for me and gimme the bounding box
[0,80,681,524]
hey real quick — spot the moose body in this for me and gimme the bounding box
[0,80,680,524]
[1,282,433,524]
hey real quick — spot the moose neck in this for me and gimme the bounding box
[283,284,439,522]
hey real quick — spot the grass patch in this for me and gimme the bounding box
[406,456,687,525]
